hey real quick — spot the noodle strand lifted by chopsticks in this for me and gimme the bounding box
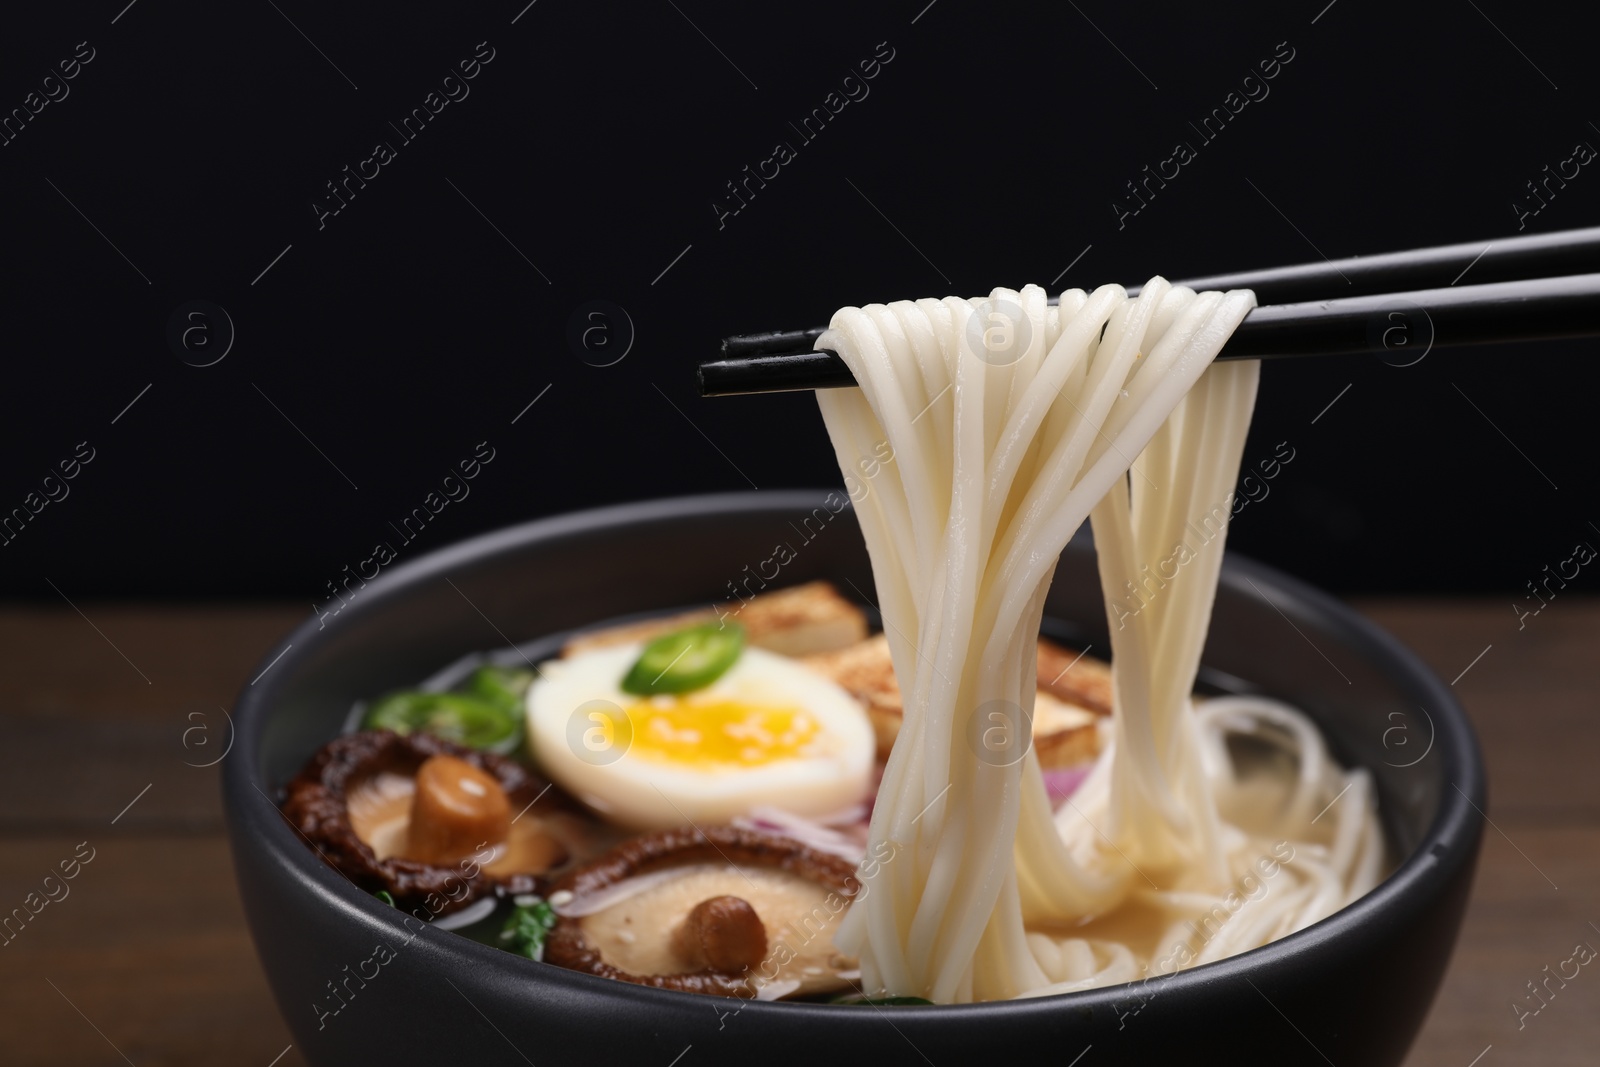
[815,282,1382,1003]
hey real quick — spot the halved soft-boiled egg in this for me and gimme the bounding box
[527,640,874,831]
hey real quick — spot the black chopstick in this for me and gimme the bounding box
[701,226,1600,397]
[1134,224,1600,304]
[701,274,1600,396]
[720,226,1600,361]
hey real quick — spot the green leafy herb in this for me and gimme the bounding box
[499,898,558,961]
[620,622,745,696]
[828,994,935,1007]
[467,665,535,714]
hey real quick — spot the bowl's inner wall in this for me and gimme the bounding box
[261,496,1440,864]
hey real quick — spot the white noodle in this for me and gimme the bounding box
[816,282,1383,1002]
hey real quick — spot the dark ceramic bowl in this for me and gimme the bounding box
[224,490,1484,1066]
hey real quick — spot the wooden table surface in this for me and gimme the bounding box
[0,599,1593,1066]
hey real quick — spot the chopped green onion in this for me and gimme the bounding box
[620,622,745,696]
[373,890,396,907]
[467,665,535,713]
[498,898,558,961]
[362,690,521,754]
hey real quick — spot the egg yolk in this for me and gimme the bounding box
[624,697,820,767]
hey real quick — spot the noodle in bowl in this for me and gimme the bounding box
[228,490,1484,1066]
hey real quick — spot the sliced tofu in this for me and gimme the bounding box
[802,635,1109,769]
[561,580,869,660]
[1031,690,1100,768]
[1035,638,1113,716]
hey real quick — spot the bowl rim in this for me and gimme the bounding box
[225,488,1486,1021]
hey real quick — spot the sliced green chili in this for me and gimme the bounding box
[620,621,745,696]
[362,690,520,754]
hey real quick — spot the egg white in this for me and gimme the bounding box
[527,643,874,831]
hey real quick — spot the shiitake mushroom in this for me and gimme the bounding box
[281,730,582,914]
[544,825,861,999]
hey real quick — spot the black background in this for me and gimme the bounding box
[1,0,1595,603]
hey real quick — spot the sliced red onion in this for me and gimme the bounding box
[431,896,499,930]
[1043,766,1091,809]
[733,807,867,862]
[549,865,692,918]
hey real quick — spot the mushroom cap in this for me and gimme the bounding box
[282,730,579,914]
[545,825,861,999]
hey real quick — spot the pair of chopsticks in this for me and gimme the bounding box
[698,226,1600,396]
